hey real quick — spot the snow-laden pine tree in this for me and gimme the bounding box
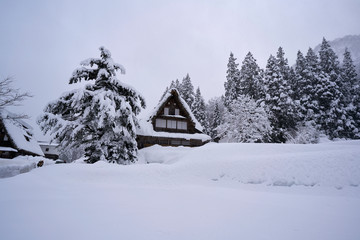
[192,87,207,131]
[317,38,350,138]
[288,67,297,100]
[216,95,272,143]
[38,47,146,164]
[339,48,360,138]
[205,97,225,139]
[302,48,322,122]
[170,79,181,90]
[160,86,169,101]
[263,53,297,142]
[341,48,359,105]
[210,101,222,140]
[238,52,264,101]
[319,38,341,83]
[290,49,322,143]
[160,79,181,101]
[179,74,195,110]
[276,47,292,81]
[293,50,315,121]
[224,52,240,109]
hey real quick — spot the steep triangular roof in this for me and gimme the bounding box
[148,88,204,132]
[0,110,44,156]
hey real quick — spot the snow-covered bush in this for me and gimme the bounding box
[285,121,320,144]
[38,47,146,164]
[216,95,272,143]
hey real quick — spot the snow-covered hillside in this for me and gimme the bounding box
[314,34,360,74]
[0,141,359,240]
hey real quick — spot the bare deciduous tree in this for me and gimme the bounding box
[0,77,32,119]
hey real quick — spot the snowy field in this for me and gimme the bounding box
[1,141,360,240]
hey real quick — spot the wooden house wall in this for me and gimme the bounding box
[137,135,204,149]
[0,122,13,148]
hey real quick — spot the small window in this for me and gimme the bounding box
[164,107,169,115]
[175,108,180,115]
[182,140,190,146]
[159,139,169,145]
[167,120,177,129]
[177,121,187,130]
[171,139,181,145]
[4,135,8,141]
[45,148,49,152]
[155,119,167,128]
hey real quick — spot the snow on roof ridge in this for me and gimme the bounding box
[0,110,32,129]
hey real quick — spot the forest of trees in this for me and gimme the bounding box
[167,38,360,143]
[3,38,358,165]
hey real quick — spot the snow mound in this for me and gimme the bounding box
[0,156,54,178]
[138,140,360,188]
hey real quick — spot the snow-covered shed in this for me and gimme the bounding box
[0,111,44,158]
[38,141,59,160]
[136,88,211,148]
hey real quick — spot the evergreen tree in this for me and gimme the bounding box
[224,52,240,108]
[210,102,222,140]
[216,95,272,143]
[170,79,181,90]
[292,49,323,142]
[38,46,146,164]
[238,52,264,101]
[293,50,316,121]
[293,51,306,101]
[161,79,181,101]
[317,38,349,138]
[169,80,176,89]
[341,48,358,104]
[192,87,207,130]
[339,48,359,138]
[160,86,169,101]
[302,48,322,122]
[319,38,340,79]
[263,54,297,142]
[288,67,297,100]
[205,97,225,138]
[179,74,195,110]
[276,47,292,81]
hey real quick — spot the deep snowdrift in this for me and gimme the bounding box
[0,141,359,240]
[138,141,360,188]
[0,156,54,178]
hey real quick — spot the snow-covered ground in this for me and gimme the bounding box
[1,141,360,240]
[0,156,54,178]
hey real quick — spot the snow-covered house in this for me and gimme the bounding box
[0,111,44,158]
[136,89,211,148]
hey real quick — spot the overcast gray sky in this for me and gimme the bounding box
[1,0,359,139]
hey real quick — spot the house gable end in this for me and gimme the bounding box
[150,89,200,134]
